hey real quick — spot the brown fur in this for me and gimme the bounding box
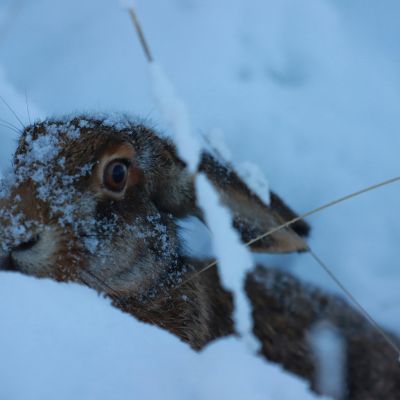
[0,115,399,399]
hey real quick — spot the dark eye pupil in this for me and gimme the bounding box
[112,164,126,183]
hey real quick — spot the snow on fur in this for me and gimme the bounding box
[205,129,271,205]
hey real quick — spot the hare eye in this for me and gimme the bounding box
[104,161,129,192]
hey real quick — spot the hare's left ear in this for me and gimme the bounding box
[145,138,308,253]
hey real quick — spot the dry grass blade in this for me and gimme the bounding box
[188,175,400,281]
[0,121,20,135]
[308,247,400,357]
[127,7,153,63]
[246,175,400,248]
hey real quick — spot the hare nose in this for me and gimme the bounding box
[12,236,40,252]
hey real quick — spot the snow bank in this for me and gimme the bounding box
[0,273,323,400]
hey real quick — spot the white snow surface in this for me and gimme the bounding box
[0,273,322,400]
[309,322,346,399]
[0,0,399,398]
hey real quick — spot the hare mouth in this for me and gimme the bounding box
[0,253,17,271]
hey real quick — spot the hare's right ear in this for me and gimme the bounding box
[146,141,308,253]
[197,153,309,253]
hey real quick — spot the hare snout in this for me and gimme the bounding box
[1,227,60,276]
[0,235,40,271]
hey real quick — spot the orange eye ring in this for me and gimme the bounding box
[103,160,129,192]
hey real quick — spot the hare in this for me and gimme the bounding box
[0,114,399,399]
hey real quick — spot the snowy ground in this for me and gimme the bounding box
[0,0,399,399]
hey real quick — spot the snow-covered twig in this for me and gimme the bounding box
[148,64,201,172]
[196,174,257,348]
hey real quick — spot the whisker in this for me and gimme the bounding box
[79,273,123,309]
[78,233,121,241]
[79,269,126,308]
[80,269,119,296]
[79,234,109,238]
[24,89,31,125]
[0,94,25,128]
[0,117,20,131]
[0,122,20,135]
[80,268,162,327]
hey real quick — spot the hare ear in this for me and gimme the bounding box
[198,153,309,253]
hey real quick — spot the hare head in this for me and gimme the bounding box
[0,114,309,303]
